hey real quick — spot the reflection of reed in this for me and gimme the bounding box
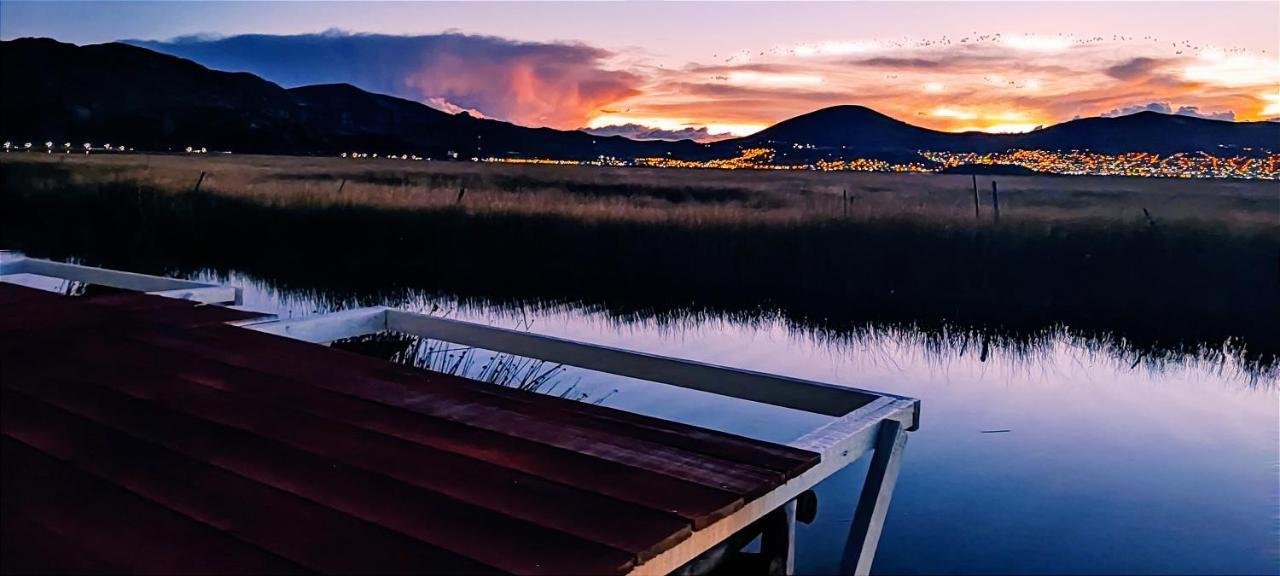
[332,331,619,404]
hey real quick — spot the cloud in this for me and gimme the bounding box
[128,31,639,129]
[581,123,734,142]
[854,57,945,69]
[1101,102,1235,121]
[1104,57,1166,79]
[127,28,1276,134]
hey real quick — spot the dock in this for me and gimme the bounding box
[0,255,919,575]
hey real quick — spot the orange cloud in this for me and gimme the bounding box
[592,34,1279,136]
[132,30,1280,137]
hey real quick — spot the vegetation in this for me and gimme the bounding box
[3,153,1277,373]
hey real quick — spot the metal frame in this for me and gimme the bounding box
[0,253,241,305]
[1,255,919,575]
[245,307,920,575]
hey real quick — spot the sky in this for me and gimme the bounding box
[3,1,1278,140]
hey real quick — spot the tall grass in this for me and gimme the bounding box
[3,153,1277,371]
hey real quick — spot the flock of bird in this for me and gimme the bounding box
[708,31,1259,66]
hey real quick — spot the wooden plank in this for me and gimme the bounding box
[75,335,746,528]
[10,345,694,562]
[132,325,791,497]
[1,381,636,575]
[81,291,262,325]
[0,437,309,575]
[0,281,66,306]
[244,312,815,476]
[1,506,123,575]
[2,393,503,574]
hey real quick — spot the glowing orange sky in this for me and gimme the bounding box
[588,35,1280,138]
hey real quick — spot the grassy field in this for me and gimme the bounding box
[3,152,1278,370]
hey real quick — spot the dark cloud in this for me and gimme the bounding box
[1101,102,1235,121]
[127,31,639,128]
[582,124,733,143]
[1104,57,1165,80]
[854,57,944,69]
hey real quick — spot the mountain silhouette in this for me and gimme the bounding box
[0,38,696,159]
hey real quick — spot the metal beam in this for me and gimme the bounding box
[840,419,909,576]
[245,307,388,343]
[0,254,237,304]
[385,310,892,417]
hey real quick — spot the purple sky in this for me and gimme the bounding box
[4,1,1277,137]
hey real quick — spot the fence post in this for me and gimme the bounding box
[971,174,980,219]
[191,171,206,194]
[991,181,1000,224]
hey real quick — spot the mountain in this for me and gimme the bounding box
[1010,111,1278,154]
[2,38,1276,162]
[0,38,699,160]
[713,104,1278,159]
[725,105,979,151]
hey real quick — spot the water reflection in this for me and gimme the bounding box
[191,269,1277,575]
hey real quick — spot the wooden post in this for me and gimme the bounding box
[191,171,206,194]
[455,186,467,205]
[990,181,1000,224]
[971,175,980,219]
[337,179,346,194]
[842,188,849,218]
[840,419,908,576]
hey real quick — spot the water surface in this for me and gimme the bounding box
[192,270,1279,575]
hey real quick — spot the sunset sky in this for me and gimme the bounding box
[3,1,1278,140]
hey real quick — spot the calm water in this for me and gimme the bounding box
[182,270,1279,575]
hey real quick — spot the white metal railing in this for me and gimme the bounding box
[0,252,241,305]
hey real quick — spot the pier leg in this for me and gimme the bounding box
[759,500,797,575]
[839,419,908,576]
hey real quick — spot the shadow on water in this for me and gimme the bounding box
[2,162,1276,383]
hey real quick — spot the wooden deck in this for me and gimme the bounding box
[0,283,824,574]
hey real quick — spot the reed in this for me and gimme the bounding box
[3,153,1277,371]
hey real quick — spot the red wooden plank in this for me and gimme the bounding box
[2,381,636,575]
[72,334,745,528]
[82,291,265,325]
[136,325,789,497]
[2,390,519,575]
[203,323,817,477]
[0,437,310,575]
[1,507,126,574]
[0,282,67,306]
[11,344,695,561]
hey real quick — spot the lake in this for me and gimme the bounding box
[174,268,1278,575]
